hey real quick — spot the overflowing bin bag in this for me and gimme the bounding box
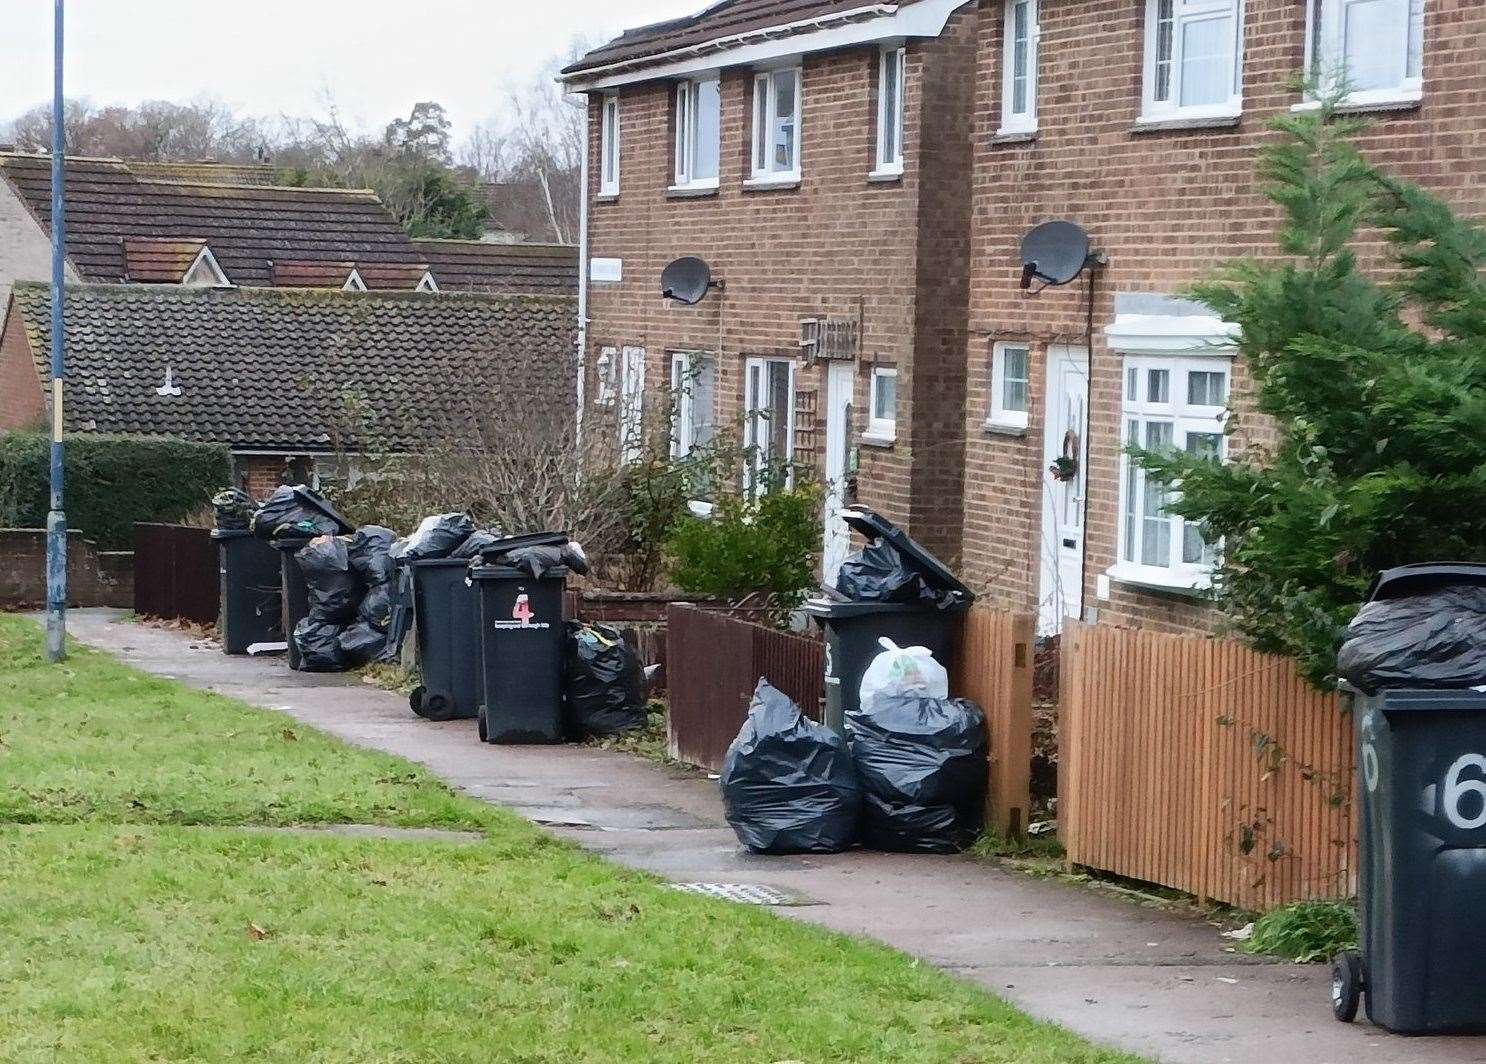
[836,539,941,607]
[564,623,647,738]
[720,680,862,854]
[1338,585,1486,693]
[293,616,349,672]
[338,621,388,667]
[348,526,397,585]
[296,535,361,624]
[451,529,502,560]
[250,484,350,541]
[401,513,476,562]
[846,694,987,853]
[859,638,949,714]
[212,488,256,531]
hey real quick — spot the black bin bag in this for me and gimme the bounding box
[836,539,937,606]
[720,680,862,854]
[1339,581,1486,694]
[847,695,987,853]
[250,484,350,540]
[348,526,397,586]
[212,488,256,531]
[401,513,476,563]
[295,535,361,623]
[564,623,647,738]
[293,616,348,672]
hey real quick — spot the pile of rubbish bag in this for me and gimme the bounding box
[720,639,986,855]
[250,485,350,541]
[1338,564,1486,693]
[292,527,403,671]
[834,508,971,612]
[564,622,647,738]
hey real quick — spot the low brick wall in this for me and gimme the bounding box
[0,528,134,610]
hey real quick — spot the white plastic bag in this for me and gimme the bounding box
[859,637,948,713]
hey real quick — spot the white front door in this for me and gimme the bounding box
[1039,344,1089,635]
[822,361,855,583]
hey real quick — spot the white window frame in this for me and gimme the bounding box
[873,47,906,177]
[673,75,721,191]
[866,365,898,442]
[749,66,803,185]
[669,351,715,459]
[1139,0,1243,125]
[1111,353,1231,593]
[598,94,620,197]
[744,356,797,492]
[595,345,617,407]
[619,346,645,463]
[1302,0,1424,111]
[998,0,1039,136]
[987,341,1031,431]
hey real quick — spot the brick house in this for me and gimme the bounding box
[961,0,1466,636]
[0,284,576,499]
[562,0,980,577]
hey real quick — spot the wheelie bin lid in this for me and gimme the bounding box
[473,531,570,558]
[802,596,970,619]
[210,529,252,541]
[1365,562,1486,603]
[469,563,570,581]
[836,507,975,602]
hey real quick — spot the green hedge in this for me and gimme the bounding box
[0,433,231,549]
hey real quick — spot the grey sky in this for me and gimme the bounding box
[0,1,699,143]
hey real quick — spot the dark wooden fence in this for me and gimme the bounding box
[665,603,825,772]
[133,523,217,625]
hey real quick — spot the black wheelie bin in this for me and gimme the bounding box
[804,508,974,733]
[406,558,483,722]
[1331,562,1486,1032]
[213,529,284,654]
[273,539,312,671]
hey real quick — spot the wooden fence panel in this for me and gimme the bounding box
[953,606,1036,837]
[1060,622,1355,910]
[133,523,217,625]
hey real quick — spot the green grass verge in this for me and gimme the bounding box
[0,615,1141,1062]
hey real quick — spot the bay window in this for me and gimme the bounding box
[674,76,721,190]
[1141,0,1242,123]
[875,47,906,175]
[599,94,619,196]
[999,0,1039,135]
[1305,0,1425,107]
[751,68,802,183]
[1115,355,1230,590]
[744,357,796,492]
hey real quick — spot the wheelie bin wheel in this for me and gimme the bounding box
[1331,949,1364,1023]
[421,690,455,722]
[409,685,426,718]
[477,705,488,743]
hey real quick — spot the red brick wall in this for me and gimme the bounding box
[583,8,978,563]
[963,0,1486,633]
[0,303,45,431]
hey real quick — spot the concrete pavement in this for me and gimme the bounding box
[53,609,1486,1064]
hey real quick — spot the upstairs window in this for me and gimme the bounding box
[874,47,906,175]
[751,68,802,182]
[674,76,721,189]
[1306,0,1425,106]
[1141,0,1242,123]
[1115,355,1230,589]
[999,0,1039,135]
[599,94,620,196]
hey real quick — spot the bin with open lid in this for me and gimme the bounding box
[212,529,283,654]
[1331,562,1486,1033]
[803,508,974,734]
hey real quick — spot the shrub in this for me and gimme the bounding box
[666,478,823,614]
[0,432,230,549]
[1243,900,1358,964]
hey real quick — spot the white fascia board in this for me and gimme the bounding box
[1104,313,1239,355]
[563,0,973,90]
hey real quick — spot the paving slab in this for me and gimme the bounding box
[52,609,1486,1064]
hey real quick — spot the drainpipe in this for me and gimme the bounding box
[575,94,591,447]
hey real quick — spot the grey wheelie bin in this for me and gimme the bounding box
[272,538,312,671]
[804,508,974,734]
[212,529,283,654]
[470,558,569,744]
[407,558,482,722]
[1331,562,1486,1032]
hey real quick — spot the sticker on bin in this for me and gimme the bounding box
[490,592,552,630]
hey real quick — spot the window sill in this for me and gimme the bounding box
[1105,562,1212,596]
[1291,90,1422,116]
[666,183,719,199]
[859,431,897,448]
[867,165,903,183]
[595,192,620,204]
[742,175,801,192]
[1131,111,1241,134]
[993,127,1037,144]
[982,417,1028,438]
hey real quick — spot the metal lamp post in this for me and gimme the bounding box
[45,0,67,663]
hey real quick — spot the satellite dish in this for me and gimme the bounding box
[1019,221,1092,289]
[661,256,717,305]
